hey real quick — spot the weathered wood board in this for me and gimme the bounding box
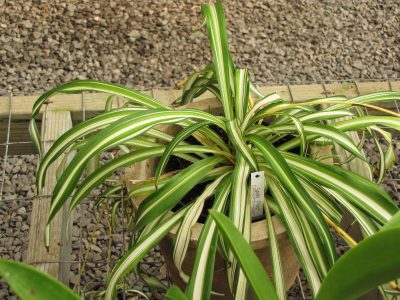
[1,80,399,121]
[26,111,73,285]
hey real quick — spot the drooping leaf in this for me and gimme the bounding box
[283,152,398,224]
[36,108,142,190]
[263,199,286,300]
[249,135,336,268]
[48,109,225,222]
[135,156,224,231]
[316,228,400,300]
[209,210,279,300]
[166,285,188,300]
[185,175,232,300]
[29,80,170,155]
[105,206,189,300]
[0,260,79,300]
[325,91,400,111]
[267,179,322,294]
[68,145,220,214]
[154,120,213,187]
[173,174,227,279]
[227,156,250,290]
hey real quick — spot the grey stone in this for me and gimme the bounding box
[21,20,33,29]
[17,207,26,215]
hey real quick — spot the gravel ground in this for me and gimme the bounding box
[0,153,168,300]
[1,0,399,95]
[1,0,400,298]
[1,138,399,299]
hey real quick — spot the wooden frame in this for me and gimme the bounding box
[1,80,399,156]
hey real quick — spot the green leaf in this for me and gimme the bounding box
[209,210,279,300]
[267,124,365,161]
[28,118,42,158]
[166,285,188,300]
[32,80,168,118]
[48,109,224,222]
[252,96,346,120]
[36,107,142,191]
[325,189,378,237]
[226,119,258,171]
[227,156,250,291]
[249,135,336,267]
[333,115,400,132]
[69,145,222,213]
[295,206,329,278]
[135,156,224,231]
[105,95,117,111]
[234,68,249,123]
[263,200,286,300]
[185,175,232,300]
[105,206,189,300]
[128,166,233,199]
[316,228,400,300]
[299,110,354,123]
[381,210,400,232]
[173,174,227,279]
[241,93,282,130]
[267,179,322,294]
[299,178,343,224]
[275,116,400,153]
[29,80,169,155]
[283,152,398,224]
[180,77,220,105]
[234,189,252,299]
[249,81,264,98]
[325,91,400,111]
[278,113,306,156]
[372,126,395,170]
[155,121,212,187]
[201,2,234,120]
[0,260,79,300]
[370,130,386,184]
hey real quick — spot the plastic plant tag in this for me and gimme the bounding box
[250,171,265,218]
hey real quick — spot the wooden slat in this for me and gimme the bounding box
[391,80,400,91]
[26,111,73,284]
[2,81,398,121]
[0,90,152,120]
[1,80,399,155]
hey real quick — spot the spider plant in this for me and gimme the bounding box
[30,2,400,299]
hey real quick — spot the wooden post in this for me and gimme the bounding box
[26,111,73,285]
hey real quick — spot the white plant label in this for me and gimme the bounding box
[251,171,265,218]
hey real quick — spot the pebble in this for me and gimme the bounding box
[0,0,399,95]
[17,207,26,215]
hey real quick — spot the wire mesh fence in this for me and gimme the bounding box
[0,90,166,299]
[0,78,399,299]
